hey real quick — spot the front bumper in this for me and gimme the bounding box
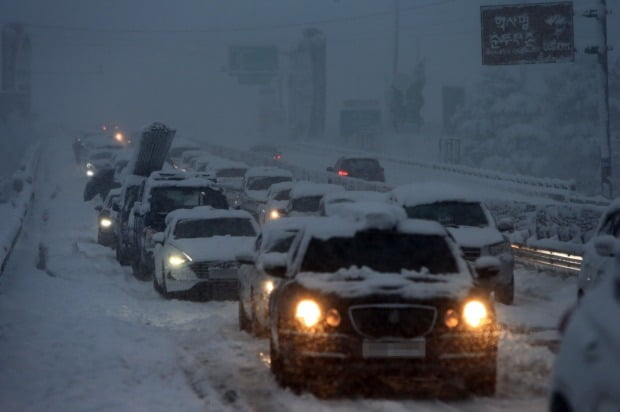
[278,329,497,377]
[166,277,239,300]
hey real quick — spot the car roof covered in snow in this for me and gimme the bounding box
[245,167,292,178]
[323,201,406,226]
[390,182,481,206]
[322,190,387,205]
[289,182,344,199]
[267,181,293,194]
[166,206,254,226]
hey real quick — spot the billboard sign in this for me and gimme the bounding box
[228,46,278,85]
[481,2,574,65]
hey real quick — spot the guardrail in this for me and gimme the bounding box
[282,141,609,207]
[511,244,582,275]
[0,143,40,274]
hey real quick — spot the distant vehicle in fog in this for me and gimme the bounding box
[240,167,293,217]
[153,207,257,300]
[250,144,283,161]
[550,238,620,412]
[285,182,344,217]
[96,188,121,247]
[258,181,293,225]
[268,205,499,396]
[326,156,385,182]
[389,183,515,305]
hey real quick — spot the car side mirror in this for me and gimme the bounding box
[152,232,165,245]
[594,235,617,257]
[326,167,334,173]
[497,218,514,232]
[259,253,287,278]
[94,205,103,212]
[474,256,501,279]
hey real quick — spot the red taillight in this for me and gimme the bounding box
[337,170,349,176]
[274,154,282,160]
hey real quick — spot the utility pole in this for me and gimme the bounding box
[392,0,400,77]
[584,0,613,198]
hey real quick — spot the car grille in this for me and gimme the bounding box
[461,246,482,261]
[349,304,437,339]
[189,261,239,279]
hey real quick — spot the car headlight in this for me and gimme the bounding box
[463,300,488,328]
[86,162,94,169]
[488,241,511,256]
[168,255,187,267]
[86,169,95,177]
[264,280,275,294]
[99,217,112,228]
[269,209,281,220]
[295,299,322,328]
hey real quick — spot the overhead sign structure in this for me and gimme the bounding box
[480,2,574,65]
[228,46,278,85]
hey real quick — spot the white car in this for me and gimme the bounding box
[258,181,293,225]
[389,182,515,305]
[577,199,620,298]
[240,167,293,217]
[237,217,318,336]
[285,181,344,217]
[550,236,620,412]
[152,207,258,300]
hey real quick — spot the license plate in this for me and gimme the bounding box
[362,339,426,359]
[209,268,238,280]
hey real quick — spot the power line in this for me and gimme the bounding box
[4,0,454,35]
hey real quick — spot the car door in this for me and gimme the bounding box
[581,211,620,290]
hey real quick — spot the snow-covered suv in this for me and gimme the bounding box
[268,205,499,396]
[240,167,293,217]
[389,183,515,305]
[578,199,620,298]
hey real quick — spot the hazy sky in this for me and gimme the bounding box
[2,0,618,140]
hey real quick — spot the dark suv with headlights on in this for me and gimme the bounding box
[96,188,121,247]
[268,208,499,397]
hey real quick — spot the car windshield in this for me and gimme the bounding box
[405,201,489,227]
[247,176,291,191]
[291,196,322,212]
[150,187,228,214]
[216,168,246,178]
[343,158,381,171]
[174,218,256,238]
[300,230,458,274]
[266,233,297,253]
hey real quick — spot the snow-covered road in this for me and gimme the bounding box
[0,138,577,411]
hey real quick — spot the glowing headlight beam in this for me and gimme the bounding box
[264,280,274,294]
[295,300,321,328]
[168,255,186,267]
[86,169,95,177]
[463,300,488,328]
[99,218,112,228]
[269,209,280,220]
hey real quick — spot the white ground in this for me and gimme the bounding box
[0,138,578,411]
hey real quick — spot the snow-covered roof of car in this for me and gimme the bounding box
[289,182,344,199]
[324,201,407,228]
[166,206,254,226]
[267,181,293,194]
[322,190,387,205]
[390,182,481,206]
[261,216,322,234]
[146,176,220,190]
[245,167,292,178]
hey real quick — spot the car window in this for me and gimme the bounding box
[300,230,458,275]
[174,218,256,238]
[150,187,228,214]
[343,158,381,171]
[247,176,292,191]
[291,196,322,213]
[405,201,489,227]
[266,233,297,253]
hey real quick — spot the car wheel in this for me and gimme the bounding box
[238,299,251,332]
[251,295,266,338]
[116,240,130,266]
[495,276,514,305]
[550,393,573,412]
